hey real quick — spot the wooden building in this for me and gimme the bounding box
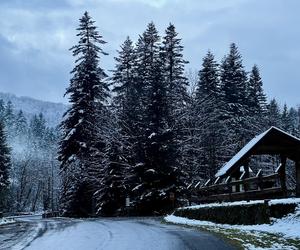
[195,127,300,202]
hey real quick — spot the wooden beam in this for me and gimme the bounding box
[279,155,287,196]
[296,161,300,198]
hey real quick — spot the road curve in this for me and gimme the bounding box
[0,216,235,250]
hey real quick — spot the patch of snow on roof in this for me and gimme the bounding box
[215,128,272,177]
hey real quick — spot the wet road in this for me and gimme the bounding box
[0,216,235,250]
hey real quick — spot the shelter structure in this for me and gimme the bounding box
[194,127,300,202]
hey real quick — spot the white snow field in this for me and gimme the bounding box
[0,215,234,250]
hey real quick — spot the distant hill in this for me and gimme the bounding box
[0,92,68,127]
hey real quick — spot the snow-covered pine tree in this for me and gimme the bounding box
[161,23,188,118]
[0,118,11,211]
[29,113,47,145]
[196,51,220,98]
[266,98,282,128]
[112,37,137,113]
[281,104,292,132]
[0,100,5,121]
[15,110,28,137]
[245,64,268,135]
[100,37,140,215]
[94,112,128,216]
[247,65,267,115]
[192,51,227,179]
[288,107,299,136]
[111,36,138,156]
[160,24,189,180]
[4,101,15,140]
[297,107,300,136]
[58,12,109,217]
[130,23,185,214]
[220,43,249,150]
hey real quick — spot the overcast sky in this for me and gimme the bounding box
[0,0,299,107]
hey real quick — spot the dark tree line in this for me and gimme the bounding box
[58,12,300,217]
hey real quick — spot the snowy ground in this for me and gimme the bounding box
[0,218,15,226]
[165,198,300,250]
[0,215,234,250]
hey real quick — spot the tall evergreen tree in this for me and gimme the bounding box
[4,101,15,139]
[58,12,109,217]
[0,119,11,210]
[281,104,292,132]
[220,43,248,107]
[161,23,188,116]
[15,110,28,137]
[220,43,250,149]
[0,100,5,121]
[196,51,220,98]
[247,65,267,115]
[95,114,127,216]
[160,23,189,182]
[288,107,299,136]
[192,51,226,178]
[130,23,184,214]
[266,98,282,128]
[111,36,138,146]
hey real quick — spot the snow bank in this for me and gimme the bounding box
[0,217,15,225]
[179,197,300,210]
[166,198,300,240]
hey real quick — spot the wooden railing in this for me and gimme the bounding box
[191,170,285,203]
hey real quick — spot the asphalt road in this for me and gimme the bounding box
[0,216,235,250]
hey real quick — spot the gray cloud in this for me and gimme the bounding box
[0,0,299,107]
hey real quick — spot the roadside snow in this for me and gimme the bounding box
[178,198,300,210]
[166,198,300,249]
[165,213,300,250]
[0,218,15,225]
[165,203,300,240]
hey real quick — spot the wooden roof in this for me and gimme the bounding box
[215,127,300,178]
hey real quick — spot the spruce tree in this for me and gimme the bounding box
[281,104,291,132]
[0,119,11,210]
[247,65,267,115]
[245,65,268,134]
[130,23,184,214]
[4,101,15,139]
[111,36,138,147]
[161,23,188,116]
[0,100,5,121]
[58,12,109,217]
[220,43,249,149]
[266,98,282,128]
[196,51,220,98]
[104,37,139,215]
[288,107,299,136]
[15,110,28,135]
[95,114,127,216]
[220,43,248,107]
[160,23,189,184]
[193,51,226,178]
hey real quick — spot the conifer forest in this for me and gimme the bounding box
[1,11,300,219]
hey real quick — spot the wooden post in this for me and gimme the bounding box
[296,160,300,198]
[244,162,250,192]
[243,162,250,201]
[280,155,287,196]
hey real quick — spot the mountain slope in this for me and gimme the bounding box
[0,92,68,127]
